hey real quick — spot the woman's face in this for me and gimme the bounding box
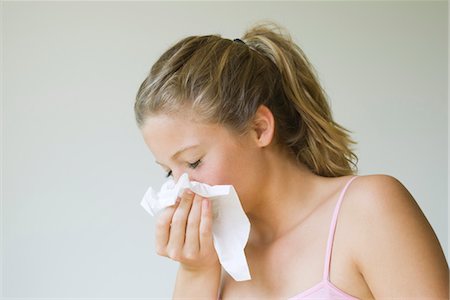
[140,112,267,211]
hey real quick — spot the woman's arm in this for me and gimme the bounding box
[155,190,221,299]
[352,175,449,299]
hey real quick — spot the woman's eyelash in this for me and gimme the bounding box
[164,159,201,178]
[188,159,201,169]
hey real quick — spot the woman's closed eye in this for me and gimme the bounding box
[165,159,202,178]
[188,159,202,169]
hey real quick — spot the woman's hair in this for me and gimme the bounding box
[135,21,358,177]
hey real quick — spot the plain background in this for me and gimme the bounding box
[1,1,448,298]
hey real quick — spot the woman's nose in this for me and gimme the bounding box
[171,170,194,183]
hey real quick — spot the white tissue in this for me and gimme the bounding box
[140,173,251,281]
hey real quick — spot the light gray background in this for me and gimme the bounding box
[1,1,448,298]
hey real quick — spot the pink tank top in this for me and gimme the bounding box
[219,176,360,299]
[288,175,359,299]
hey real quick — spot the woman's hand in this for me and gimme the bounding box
[155,189,220,272]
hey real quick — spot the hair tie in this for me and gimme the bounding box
[233,38,246,45]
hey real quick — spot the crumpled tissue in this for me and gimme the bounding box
[140,172,251,281]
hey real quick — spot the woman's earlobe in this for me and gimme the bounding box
[253,105,275,148]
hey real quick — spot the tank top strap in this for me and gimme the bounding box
[322,175,359,280]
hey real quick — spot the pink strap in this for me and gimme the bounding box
[322,176,359,280]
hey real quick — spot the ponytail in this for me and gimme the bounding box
[241,22,358,176]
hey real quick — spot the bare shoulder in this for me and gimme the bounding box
[345,174,449,299]
[347,174,427,219]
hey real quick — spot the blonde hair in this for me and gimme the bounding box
[135,21,358,177]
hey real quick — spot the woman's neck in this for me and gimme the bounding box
[246,150,330,245]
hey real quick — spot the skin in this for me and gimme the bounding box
[141,105,449,299]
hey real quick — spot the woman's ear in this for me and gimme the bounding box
[251,105,275,148]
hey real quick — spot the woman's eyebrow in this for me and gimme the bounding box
[155,144,200,166]
[170,144,200,160]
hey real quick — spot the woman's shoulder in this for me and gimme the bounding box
[328,173,413,251]
[344,173,422,225]
[343,173,429,241]
[346,173,411,207]
[343,174,449,298]
[324,173,408,220]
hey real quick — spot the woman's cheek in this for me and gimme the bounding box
[195,159,231,186]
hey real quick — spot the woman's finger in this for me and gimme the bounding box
[199,198,215,253]
[155,203,178,256]
[184,194,202,257]
[167,189,195,258]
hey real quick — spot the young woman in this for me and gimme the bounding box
[134,22,449,299]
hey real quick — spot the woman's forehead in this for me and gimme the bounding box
[142,114,228,149]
